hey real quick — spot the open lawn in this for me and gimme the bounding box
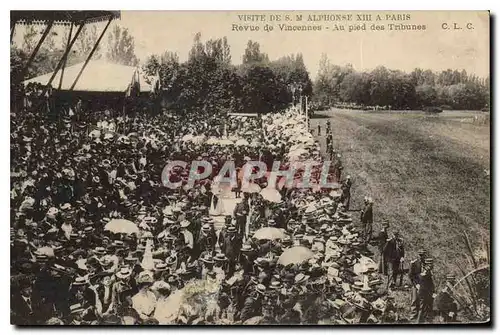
[311,109,490,285]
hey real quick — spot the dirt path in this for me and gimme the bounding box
[311,110,490,279]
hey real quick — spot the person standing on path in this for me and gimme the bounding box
[383,231,405,288]
[417,258,436,323]
[409,249,427,320]
[340,175,352,210]
[376,221,390,275]
[360,196,374,244]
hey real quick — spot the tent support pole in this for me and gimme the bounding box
[58,22,74,90]
[21,20,54,79]
[69,17,113,91]
[45,22,85,90]
[10,23,15,44]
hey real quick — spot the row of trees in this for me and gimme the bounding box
[314,54,490,110]
[12,23,313,115]
[142,33,312,114]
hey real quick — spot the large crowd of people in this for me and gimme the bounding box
[11,100,459,325]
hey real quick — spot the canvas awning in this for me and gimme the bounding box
[11,10,120,26]
[24,60,151,93]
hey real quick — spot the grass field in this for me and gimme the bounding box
[311,108,490,286]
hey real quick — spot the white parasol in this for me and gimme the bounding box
[218,139,234,146]
[235,139,250,146]
[278,246,314,265]
[206,137,218,145]
[260,187,282,203]
[104,219,139,235]
[182,134,194,142]
[253,227,286,240]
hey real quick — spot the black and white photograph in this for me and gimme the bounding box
[9,10,490,325]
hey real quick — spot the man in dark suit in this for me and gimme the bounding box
[11,277,37,325]
[409,249,427,320]
[383,231,405,287]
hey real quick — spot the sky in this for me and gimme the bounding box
[12,10,490,79]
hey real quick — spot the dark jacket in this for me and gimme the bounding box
[360,204,373,224]
[383,237,405,262]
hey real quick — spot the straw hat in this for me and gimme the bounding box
[73,276,89,286]
[226,226,237,233]
[201,255,214,265]
[214,253,228,262]
[154,262,168,272]
[94,247,106,256]
[69,303,84,314]
[116,267,132,279]
[294,273,310,285]
[137,270,154,284]
[269,281,282,290]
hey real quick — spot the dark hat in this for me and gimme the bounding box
[167,274,180,284]
[254,258,269,268]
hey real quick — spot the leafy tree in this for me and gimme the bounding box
[415,84,437,107]
[106,24,139,66]
[242,40,269,65]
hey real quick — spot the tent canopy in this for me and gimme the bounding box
[24,60,151,93]
[11,10,120,26]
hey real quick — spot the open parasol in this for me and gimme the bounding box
[104,219,139,235]
[191,135,206,144]
[278,246,314,265]
[253,227,286,240]
[235,139,250,146]
[206,137,218,145]
[218,139,234,146]
[182,134,194,142]
[260,187,282,203]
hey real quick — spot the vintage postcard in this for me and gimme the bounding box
[10,10,490,325]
